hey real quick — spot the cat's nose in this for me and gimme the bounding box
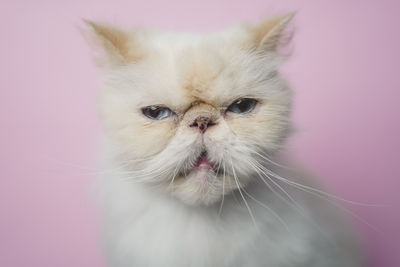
[190,116,215,133]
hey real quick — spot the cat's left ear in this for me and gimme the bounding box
[251,12,295,52]
[83,20,143,67]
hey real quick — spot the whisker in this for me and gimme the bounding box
[217,161,226,221]
[262,167,386,207]
[249,159,337,246]
[251,160,306,214]
[229,158,258,230]
[241,187,291,233]
[249,149,291,170]
[260,166,386,235]
[167,159,184,189]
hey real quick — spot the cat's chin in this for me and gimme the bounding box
[169,167,232,206]
[186,166,214,181]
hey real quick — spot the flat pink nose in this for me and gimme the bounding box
[190,116,215,133]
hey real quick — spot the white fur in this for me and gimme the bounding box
[88,17,363,267]
[98,156,361,267]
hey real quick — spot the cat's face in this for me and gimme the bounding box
[87,14,293,205]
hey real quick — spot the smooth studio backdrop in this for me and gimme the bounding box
[0,0,399,266]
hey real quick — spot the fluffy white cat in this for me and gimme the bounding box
[85,14,362,267]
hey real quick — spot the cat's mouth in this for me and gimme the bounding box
[179,149,222,179]
[194,149,215,169]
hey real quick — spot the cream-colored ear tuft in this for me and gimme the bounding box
[83,20,142,65]
[253,12,295,51]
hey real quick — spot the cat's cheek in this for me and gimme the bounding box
[140,123,177,151]
[224,115,265,142]
[225,105,289,153]
[111,120,177,158]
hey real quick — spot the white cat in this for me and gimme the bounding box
[85,14,362,267]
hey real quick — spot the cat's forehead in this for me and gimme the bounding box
[146,41,249,107]
[126,29,274,110]
[91,15,293,109]
[176,45,230,103]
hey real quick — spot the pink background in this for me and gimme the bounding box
[1,0,399,266]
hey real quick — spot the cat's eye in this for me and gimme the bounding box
[227,98,258,114]
[142,106,174,120]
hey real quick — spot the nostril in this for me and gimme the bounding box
[189,116,215,133]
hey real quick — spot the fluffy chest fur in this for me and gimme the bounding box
[99,165,359,267]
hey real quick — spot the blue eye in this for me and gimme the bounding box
[227,98,258,114]
[142,106,174,120]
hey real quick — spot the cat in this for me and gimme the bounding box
[85,13,363,267]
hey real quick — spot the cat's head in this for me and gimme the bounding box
[86,14,294,205]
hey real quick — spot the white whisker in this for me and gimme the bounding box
[261,166,386,235]
[263,167,386,207]
[249,159,338,246]
[250,149,291,170]
[217,161,226,221]
[241,187,291,233]
[229,157,258,230]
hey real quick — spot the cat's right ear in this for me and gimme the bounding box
[250,13,295,52]
[83,20,143,67]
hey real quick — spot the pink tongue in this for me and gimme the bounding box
[195,156,214,168]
